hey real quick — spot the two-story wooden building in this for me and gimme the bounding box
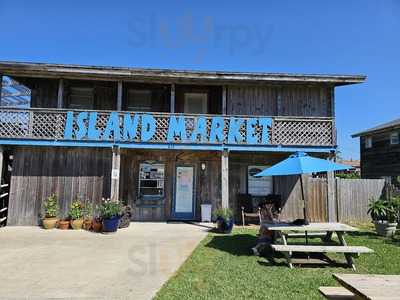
[353,118,400,182]
[0,61,365,225]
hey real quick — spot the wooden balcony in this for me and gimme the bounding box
[0,108,335,152]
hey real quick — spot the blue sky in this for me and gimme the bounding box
[0,0,399,159]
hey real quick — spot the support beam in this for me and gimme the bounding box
[110,146,121,201]
[170,83,175,113]
[222,86,227,115]
[117,81,123,111]
[221,150,229,209]
[57,79,64,108]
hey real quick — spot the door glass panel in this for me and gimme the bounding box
[175,166,194,213]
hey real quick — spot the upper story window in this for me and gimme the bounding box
[365,136,372,149]
[68,87,94,109]
[126,89,152,111]
[390,132,399,145]
[0,76,31,108]
[183,92,208,114]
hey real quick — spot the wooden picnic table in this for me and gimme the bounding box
[262,222,373,270]
[333,273,400,300]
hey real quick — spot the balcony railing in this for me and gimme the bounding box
[0,108,335,149]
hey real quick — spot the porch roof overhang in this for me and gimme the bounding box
[0,61,366,86]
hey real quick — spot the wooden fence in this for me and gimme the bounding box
[276,176,385,223]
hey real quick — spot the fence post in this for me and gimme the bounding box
[327,171,337,222]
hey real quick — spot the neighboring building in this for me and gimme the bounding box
[336,159,360,176]
[352,118,400,181]
[0,61,365,225]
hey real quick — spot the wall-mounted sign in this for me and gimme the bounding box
[248,165,273,196]
[63,111,272,145]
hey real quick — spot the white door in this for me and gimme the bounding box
[173,166,195,219]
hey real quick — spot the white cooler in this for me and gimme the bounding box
[201,204,212,222]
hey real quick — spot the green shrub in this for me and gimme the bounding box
[69,200,84,220]
[213,208,233,221]
[368,198,398,222]
[43,194,59,218]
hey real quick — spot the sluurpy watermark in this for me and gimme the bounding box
[127,239,198,276]
[127,12,273,62]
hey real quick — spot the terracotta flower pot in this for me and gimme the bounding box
[70,219,84,230]
[42,217,58,229]
[58,220,70,230]
[83,218,93,230]
[92,219,102,232]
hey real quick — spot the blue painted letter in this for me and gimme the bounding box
[64,111,74,139]
[75,112,88,140]
[259,118,272,144]
[246,118,258,144]
[209,117,225,143]
[103,112,121,141]
[167,116,187,142]
[123,113,140,140]
[191,117,208,142]
[88,112,101,140]
[227,117,244,144]
[141,114,156,141]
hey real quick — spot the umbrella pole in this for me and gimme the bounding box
[299,175,309,246]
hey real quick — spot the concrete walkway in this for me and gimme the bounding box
[0,222,210,300]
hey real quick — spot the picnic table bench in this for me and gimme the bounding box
[262,222,374,270]
[320,273,400,300]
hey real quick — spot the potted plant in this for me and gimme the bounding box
[368,198,398,237]
[98,199,122,233]
[83,202,93,230]
[42,194,59,229]
[58,215,70,230]
[69,200,84,230]
[213,208,234,233]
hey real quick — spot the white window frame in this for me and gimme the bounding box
[365,136,372,149]
[390,132,399,145]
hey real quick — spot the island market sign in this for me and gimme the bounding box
[63,111,272,146]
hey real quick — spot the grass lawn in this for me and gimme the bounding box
[155,225,400,300]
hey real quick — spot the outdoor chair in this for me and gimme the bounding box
[238,194,261,226]
[259,194,282,223]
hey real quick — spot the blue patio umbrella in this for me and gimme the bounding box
[255,152,350,224]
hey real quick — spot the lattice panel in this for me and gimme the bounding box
[0,110,29,138]
[0,109,334,147]
[273,119,333,146]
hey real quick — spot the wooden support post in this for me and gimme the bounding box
[117,81,123,111]
[327,171,336,222]
[170,83,175,113]
[0,146,3,185]
[222,86,227,115]
[110,146,121,202]
[221,150,229,209]
[57,79,64,108]
[0,74,3,105]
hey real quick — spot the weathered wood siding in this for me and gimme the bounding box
[8,147,111,225]
[227,85,333,117]
[360,132,400,178]
[229,152,329,222]
[119,150,221,221]
[337,178,385,223]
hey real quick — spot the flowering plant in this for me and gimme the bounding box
[98,198,122,219]
[69,200,84,220]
